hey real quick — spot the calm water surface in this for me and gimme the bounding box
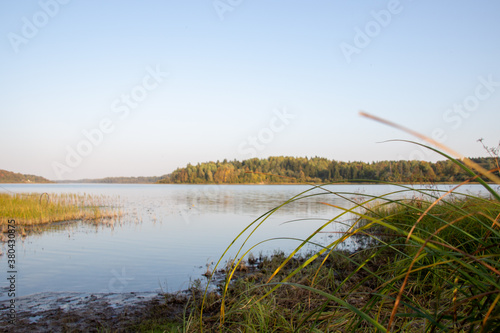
[0,183,494,299]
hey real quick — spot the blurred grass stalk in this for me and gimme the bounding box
[197,114,500,332]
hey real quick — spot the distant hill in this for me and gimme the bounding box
[57,176,165,184]
[158,156,499,184]
[0,169,52,183]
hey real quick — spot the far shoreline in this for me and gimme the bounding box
[3,181,497,185]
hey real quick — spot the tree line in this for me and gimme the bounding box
[0,169,52,183]
[158,156,499,184]
[58,176,163,184]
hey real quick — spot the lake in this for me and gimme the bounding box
[0,183,495,300]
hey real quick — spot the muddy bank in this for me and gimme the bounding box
[0,260,258,332]
[0,291,187,332]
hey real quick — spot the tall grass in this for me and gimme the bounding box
[0,192,121,227]
[194,142,500,332]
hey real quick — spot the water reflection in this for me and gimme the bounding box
[0,183,493,299]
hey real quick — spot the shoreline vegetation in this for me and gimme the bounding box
[131,189,500,332]
[154,145,498,332]
[0,169,52,183]
[0,192,122,235]
[56,175,163,184]
[159,156,499,185]
[183,145,499,332]
[3,146,500,331]
[3,155,498,185]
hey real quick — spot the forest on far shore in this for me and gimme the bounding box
[158,156,499,184]
[0,169,52,183]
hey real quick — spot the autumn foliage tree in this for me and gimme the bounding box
[158,156,498,184]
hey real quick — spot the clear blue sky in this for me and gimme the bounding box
[1,1,499,180]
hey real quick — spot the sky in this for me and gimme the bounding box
[1,0,499,180]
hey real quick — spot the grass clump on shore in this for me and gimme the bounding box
[0,192,121,228]
[188,142,500,332]
[183,250,390,332]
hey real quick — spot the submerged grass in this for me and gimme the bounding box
[0,192,121,229]
[185,140,500,332]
